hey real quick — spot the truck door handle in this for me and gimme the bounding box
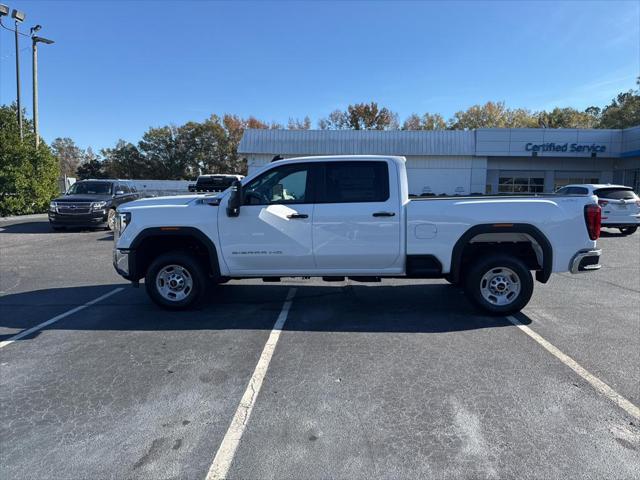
[287,213,309,219]
[372,211,396,217]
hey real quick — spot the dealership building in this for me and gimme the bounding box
[238,126,640,195]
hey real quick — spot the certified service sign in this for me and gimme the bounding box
[525,142,606,153]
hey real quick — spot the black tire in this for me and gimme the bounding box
[463,255,533,315]
[145,251,207,310]
[50,224,64,231]
[106,209,116,231]
[619,226,637,235]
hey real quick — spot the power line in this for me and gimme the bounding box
[0,46,30,61]
[0,18,31,37]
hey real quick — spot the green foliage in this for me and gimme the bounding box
[537,107,600,129]
[598,89,640,129]
[0,105,60,216]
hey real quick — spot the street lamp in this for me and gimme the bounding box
[11,8,26,140]
[32,35,55,147]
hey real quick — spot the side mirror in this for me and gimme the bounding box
[115,190,124,196]
[227,180,242,217]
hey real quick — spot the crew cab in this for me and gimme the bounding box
[556,184,639,235]
[188,174,244,193]
[113,156,602,314]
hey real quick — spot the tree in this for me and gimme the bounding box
[51,137,85,176]
[0,104,59,216]
[76,158,108,179]
[402,113,447,130]
[319,102,399,130]
[102,140,151,179]
[448,101,538,129]
[598,89,640,129]
[287,116,311,130]
[537,107,599,129]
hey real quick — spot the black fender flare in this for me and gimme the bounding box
[130,227,221,279]
[450,223,553,284]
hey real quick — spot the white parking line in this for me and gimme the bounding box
[0,287,124,349]
[507,315,640,420]
[206,287,297,480]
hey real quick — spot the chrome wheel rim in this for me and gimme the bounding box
[107,210,116,230]
[480,267,521,306]
[156,264,193,302]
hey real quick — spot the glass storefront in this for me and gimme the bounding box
[498,176,544,193]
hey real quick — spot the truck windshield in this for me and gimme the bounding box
[67,182,112,195]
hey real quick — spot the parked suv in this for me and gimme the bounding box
[49,179,139,231]
[556,184,640,235]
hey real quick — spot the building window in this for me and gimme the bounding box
[554,177,599,191]
[498,176,544,193]
[553,171,600,191]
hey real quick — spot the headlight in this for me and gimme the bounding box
[92,201,108,210]
[118,212,131,233]
[49,201,57,211]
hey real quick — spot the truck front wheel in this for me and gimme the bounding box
[464,255,533,315]
[145,251,207,310]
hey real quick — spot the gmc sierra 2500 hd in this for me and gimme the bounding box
[113,155,602,314]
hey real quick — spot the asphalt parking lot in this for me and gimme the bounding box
[1,215,639,480]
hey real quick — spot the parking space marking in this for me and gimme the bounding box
[507,315,640,420]
[0,287,124,349]
[206,287,297,480]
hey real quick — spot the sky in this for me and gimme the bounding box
[0,0,638,151]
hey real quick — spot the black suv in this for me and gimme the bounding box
[48,180,139,231]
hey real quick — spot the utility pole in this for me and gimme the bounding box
[8,8,26,141]
[32,36,38,146]
[31,30,53,148]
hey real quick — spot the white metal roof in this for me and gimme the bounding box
[238,129,475,156]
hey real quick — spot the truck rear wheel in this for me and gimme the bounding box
[145,251,207,310]
[464,255,533,315]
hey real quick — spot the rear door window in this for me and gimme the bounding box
[320,161,389,203]
[594,188,637,200]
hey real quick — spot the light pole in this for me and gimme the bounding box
[31,30,54,148]
[11,8,25,141]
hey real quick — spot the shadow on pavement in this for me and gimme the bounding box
[0,220,108,234]
[0,282,532,343]
[600,229,634,238]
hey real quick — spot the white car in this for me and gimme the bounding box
[556,184,640,235]
[113,155,602,315]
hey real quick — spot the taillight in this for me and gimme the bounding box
[597,199,608,207]
[584,204,601,241]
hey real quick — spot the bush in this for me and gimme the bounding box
[0,105,60,216]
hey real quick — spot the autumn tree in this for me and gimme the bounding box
[319,102,398,130]
[402,113,447,130]
[287,116,311,129]
[448,101,538,129]
[51,137,86,176]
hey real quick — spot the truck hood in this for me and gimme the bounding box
[120,194,204,210]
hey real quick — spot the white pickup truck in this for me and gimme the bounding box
[113,155,602,314]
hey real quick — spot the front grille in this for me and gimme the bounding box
[57,202,92,215]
